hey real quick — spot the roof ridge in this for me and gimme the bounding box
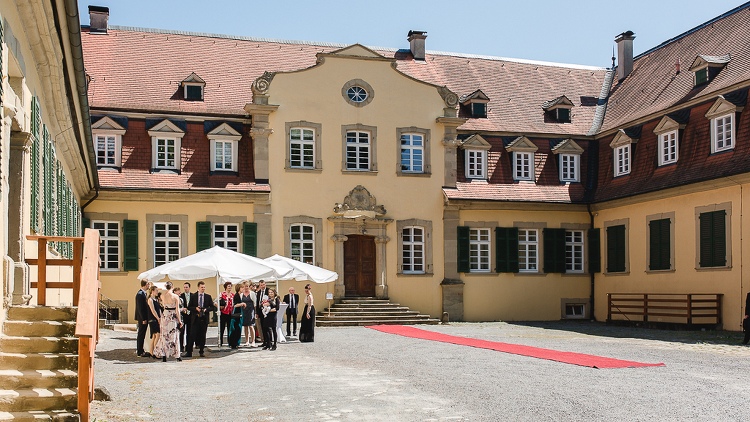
[634,1,750,60]
[103,25,605,71]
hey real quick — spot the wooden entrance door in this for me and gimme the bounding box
[343,235,376,297]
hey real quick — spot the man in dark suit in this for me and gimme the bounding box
[255,280,269,344]
[180,282,192,353]
[185,281,216,357]
[283,287,299,337]
[135,280,151,357]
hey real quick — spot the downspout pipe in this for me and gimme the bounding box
[588,204,596,321]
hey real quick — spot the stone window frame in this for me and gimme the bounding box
[85,212,128,273]
[559,154,580,182]
[146,214,188,269]
[205,215,247,251]
[396,219,433,275]
[464,221,496,274]
[341,123,378,173]
[283,216,323,267]
[341,79,374,108]
[694,202,732,270]
[512,221,548,275]
[513,151,534,181]
[603,218,629,275]
[396,127,431,177]
[560,222,590,275]
[285,121,323,171]
[646,211,676,273]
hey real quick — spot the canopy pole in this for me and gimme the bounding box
[216,273,221,351]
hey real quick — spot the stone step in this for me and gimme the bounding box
[0,388,77,413]
[0,353,77,371]
[319,310,420,317]
[339,299,393,304]
[0,410,79,421]
[0,370,77,390]
[328,304,406,310]
[317,313,428,321]
[0,336,78,354]
[317,319,440,327]
[7,307,77,322]
[3,321,76,338]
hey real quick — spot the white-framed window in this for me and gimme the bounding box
[213,223,239,251]
[518,229,538,273]
[659,130,678,165]
[514,152,533,181]
[614,144,630,176]
[402,226,425,274]
[290,224,314,264]
[290,128,315,169]
[560,154,579,182]
[466,149,487,179]
[346,131,371,170]
[565,230,584,273]
[400,133,424,173]
[154,137,180,170]
[95,134,121,167]
[184,83,204,101]
[211,139,238,171]
[711,114,734,153]
[469,228,491,272]
[154,222,180,266]
[93,220,119,271]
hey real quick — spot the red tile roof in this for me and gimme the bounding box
[82,27,606,135]
[601,5,750,132]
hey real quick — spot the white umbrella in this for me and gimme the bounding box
[263,255,338,343]
[138,246,292,350]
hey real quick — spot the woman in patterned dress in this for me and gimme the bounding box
[154,281,183,362]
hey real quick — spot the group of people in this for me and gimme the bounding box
[135,279,316,361]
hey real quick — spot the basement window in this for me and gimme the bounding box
[565,303,586,319]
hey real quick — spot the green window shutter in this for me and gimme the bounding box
[495,227,519,273]
[588,228,601,273]
[649,219,671,270]
[457,226,470,273]
[122,220,139,271]
[543,228,567,273]
[30,120,39,231]
[242,222,258,257]
[82,217,90,232]
[196,221,212,252]
[699,211,726,267]
[606,225,626,273]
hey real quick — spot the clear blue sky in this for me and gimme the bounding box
[77,0,746,67]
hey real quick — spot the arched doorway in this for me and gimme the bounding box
[343,234,376,297]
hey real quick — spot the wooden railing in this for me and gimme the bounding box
[75,228,101,422]
[25,235,84,306]
[607,293,723,326]
[25,230,101,421]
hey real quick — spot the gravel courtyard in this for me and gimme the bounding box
[91,322,750,421]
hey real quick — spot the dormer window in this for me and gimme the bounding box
[542,95,574,123]
[705,95,744,154]
[505,136,539,182]
[460,89,490,119]
[551,139,584,183]
[181,72,205,101]
[207,122,242,172]
[460,134,492,179]
[653,114,687,166]
[610,129,639,177]
[148,119,185,172]
[92,116,127,168]
[688,55,730,87]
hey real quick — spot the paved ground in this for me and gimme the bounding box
[91,322,750,421]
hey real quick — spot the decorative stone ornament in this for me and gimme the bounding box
[333,185,386,218]
[251,71,276,96]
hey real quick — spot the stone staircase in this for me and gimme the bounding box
[316,297,440,327]
[0,306,80,421]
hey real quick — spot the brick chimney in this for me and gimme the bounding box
[615,31,636,81]
[407,30,427,61]
[89,6,110,34]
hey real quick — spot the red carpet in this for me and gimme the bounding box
[367,325,664,369]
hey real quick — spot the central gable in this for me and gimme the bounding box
[329,44,386,59]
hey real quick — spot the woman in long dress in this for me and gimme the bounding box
[299,284,315,343]
[262,289,280,350]
[154,281,183,362]
[228,283,243,349]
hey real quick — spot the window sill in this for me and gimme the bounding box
[645,268,675,274]
[342,170,378,176]
[463,271,495,276]
[695,265,732,271]
[99,270,131,276]
[561,272,587,277]
[604,271,630,276]
[209,170,239,176]
[285,167,323,173]
[397,171,431,178]
[397,272,434,277]
[98,166,122,172]
[514,271,541,276]
[710,147,735,155]
[150,168,181,175]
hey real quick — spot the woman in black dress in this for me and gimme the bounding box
[299,284,315,343]
[146,286,162,358]
[228,283,243,349]
[262,288,279,351]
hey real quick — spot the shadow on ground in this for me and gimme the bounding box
[507,320,745,346]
